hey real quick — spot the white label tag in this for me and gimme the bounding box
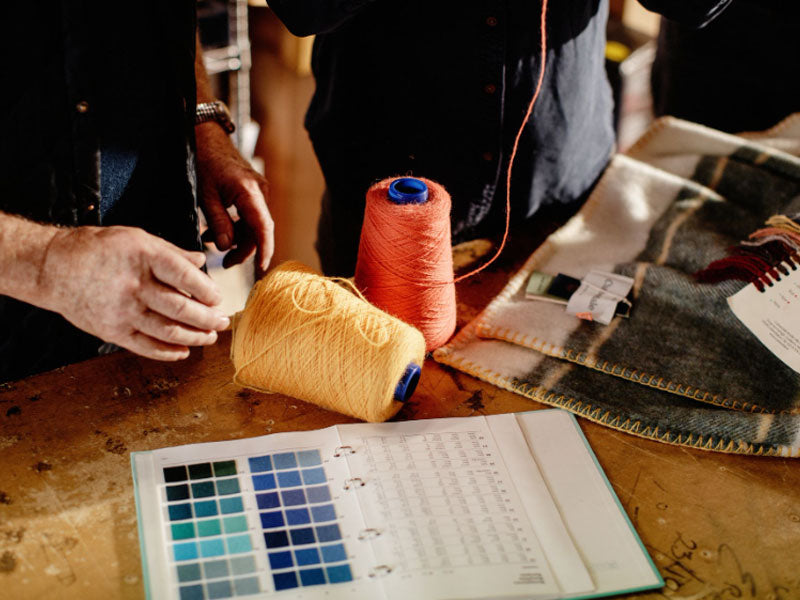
[565,271,634,325]
[728,266,800,374]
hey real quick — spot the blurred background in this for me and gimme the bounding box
[200,0,662,315]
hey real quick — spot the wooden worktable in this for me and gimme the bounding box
[1,234,799,600]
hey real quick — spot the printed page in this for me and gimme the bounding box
[337,417,565,600]
[487,414,594,596]
[516,410,663,597]
[728,271,800,374]
[132,426,384,600]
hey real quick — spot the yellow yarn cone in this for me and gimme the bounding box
[231,261,426,422]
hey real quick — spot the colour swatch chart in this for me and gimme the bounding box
[132,427,383,600]
[133,413,663,600]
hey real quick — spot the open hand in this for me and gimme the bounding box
[39,226,230,361]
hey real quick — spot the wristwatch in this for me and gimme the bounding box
[195,101,236,134]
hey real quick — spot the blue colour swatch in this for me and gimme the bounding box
[299,567,326,586]
[277,471,302,488]
[285,508,311,525]
[173,542,199,562]
[265,530,290,548]
[252,473,276,491]
[248,455,273,472]
[311,504,336,522]
[315,524,341,542]
[194,500,218,517]
[305,486,331,504]
[200,538,226,558]
[321,543,347,563]
[268,551,294,570]
[290,527,315,545]
[169,503,193,521]
[273,571,299,591]
[219,496,244,514]
[281,489,306,506]
[301,468,326,485]
[273,452,298,470]
[295,547,321,566]
[260,511,284,529]
[326,564,353,583]
[256,492,280,509]
[297,449,322,467]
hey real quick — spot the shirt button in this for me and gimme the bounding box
[482,152,494,162]
[486,16,498,26]
[75,100,90,114]
[86,204,96,212]
[484,84,496,95]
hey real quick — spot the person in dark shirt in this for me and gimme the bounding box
[269,0,732,276]
[0,3,274,382]
[651,1,800,133]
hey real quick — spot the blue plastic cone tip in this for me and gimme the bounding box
[387,178,429,204]
[394,363,422,402]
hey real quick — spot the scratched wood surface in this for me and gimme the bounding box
[1,232,799,600]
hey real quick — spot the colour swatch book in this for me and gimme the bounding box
[131,410,662,600]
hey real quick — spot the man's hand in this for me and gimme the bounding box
[38,226,230,361]
[195,122,275,273]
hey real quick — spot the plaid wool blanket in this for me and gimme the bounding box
[435,115,800,457]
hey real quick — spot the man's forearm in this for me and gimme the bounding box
[0,211,60,307]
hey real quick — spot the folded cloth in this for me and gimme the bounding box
[435,115,800,457]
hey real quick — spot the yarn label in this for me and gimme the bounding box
[565,271,634,325]
[728,269,800,374]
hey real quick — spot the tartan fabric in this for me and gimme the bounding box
[435,115,800,456]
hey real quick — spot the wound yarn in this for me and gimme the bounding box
[231,261,426,422]
[355,177,456,351]
[353,0,550,350]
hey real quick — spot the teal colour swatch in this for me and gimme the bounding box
[219,496,244,514]
[199,538,226,558]
[226,534,252,554]
[223,515,248,534]
[171,522,196,541]
[173,542,198,562]
[197,519,222,537]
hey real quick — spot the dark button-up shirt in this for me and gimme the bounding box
[0,1,200,382]
[269,0,732,275]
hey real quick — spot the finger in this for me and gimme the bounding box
[201,185,234,251]
[222,222,256,269]
[136,310,219,347]
[149,250,222,306]
[234,178,275,271]
[124,331,191,361]
[139,281,230,331]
